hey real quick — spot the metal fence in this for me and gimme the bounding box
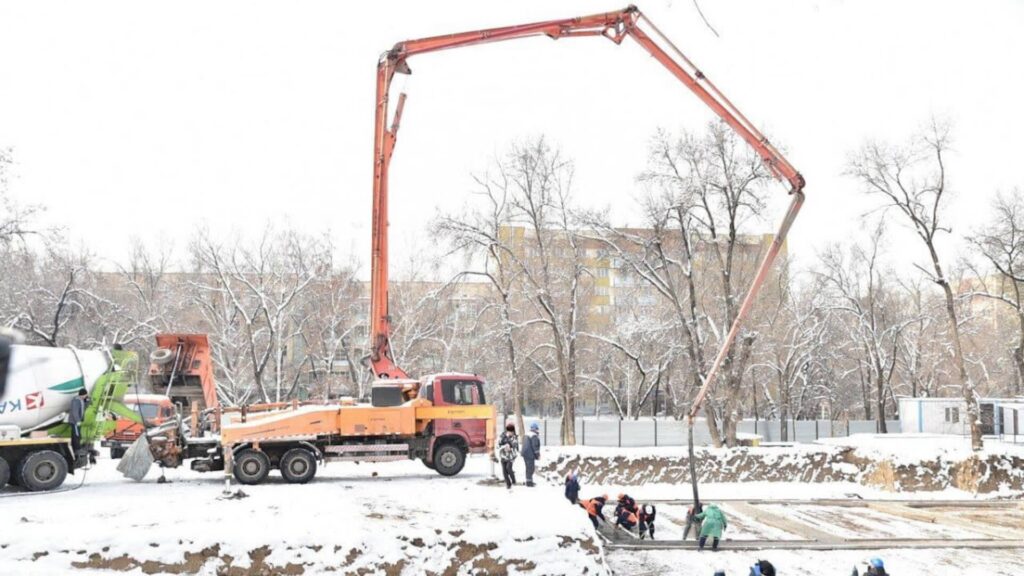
[514,417,902,447]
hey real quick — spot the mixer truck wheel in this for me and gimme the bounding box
[433,443,466,477]
[0,457,9,490]
[150,348,175,365]
[280,448,317,484]
[233,449,271,485]
[19,450,68,492]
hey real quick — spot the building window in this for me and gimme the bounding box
[945,407,959,423]
[597,267,609,278]
[595,286,609,296]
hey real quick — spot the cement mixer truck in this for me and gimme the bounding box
[0,338,139,491]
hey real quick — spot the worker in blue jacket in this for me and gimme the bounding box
[520,422,542,487]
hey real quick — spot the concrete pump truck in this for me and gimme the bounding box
[114,5,804,492]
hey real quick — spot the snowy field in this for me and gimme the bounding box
[3,438,1023,575]
[1,454,606,575]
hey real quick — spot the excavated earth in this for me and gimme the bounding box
[540,444,1024,494]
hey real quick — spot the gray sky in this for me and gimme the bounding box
[1,0,1022,276]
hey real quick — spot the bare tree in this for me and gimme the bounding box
[818,223,912,431]
[189,226,324,404]
[588,121,772,446]
[434,169,530,434]
[968,191,1024,395]
[0,148,44,246]
[756,265,830,439]
[847,120,983,449]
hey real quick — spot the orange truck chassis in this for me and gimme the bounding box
[147,376,497,485]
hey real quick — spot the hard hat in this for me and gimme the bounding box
[530,422,540,431]
[869,557,884,569]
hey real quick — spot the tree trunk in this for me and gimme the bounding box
[938,278,983,450]
[875,368,888,433]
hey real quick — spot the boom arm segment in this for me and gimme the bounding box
[369,5,806,382]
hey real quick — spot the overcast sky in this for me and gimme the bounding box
[1,0,1022,277]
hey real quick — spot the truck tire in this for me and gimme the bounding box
[19,450,68,492]
[233,449,271,485]
[433,443,466,477]
[0,457,9,490]
[279,448,317,484]
[150,348,175,365]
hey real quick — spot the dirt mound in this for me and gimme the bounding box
[541,446,1024,494]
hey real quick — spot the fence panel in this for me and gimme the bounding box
[620,420,655,447]
[521,417,907,447]
[583,419,620,447]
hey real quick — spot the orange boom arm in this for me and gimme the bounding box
[369,5,806,393]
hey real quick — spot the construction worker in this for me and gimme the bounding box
[695,503,727,551]
[638,503,657,540]
[497,423,519,490]
[520,421,541,487]
[615,493,638,516]
[851,557,888,576]
[615,504,639,531]
[564,471,580,504]
[578,494,608,529]
[69,388,89,456]
[749,560,776,576]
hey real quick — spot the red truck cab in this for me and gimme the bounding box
[419,374,489,470]
[103,394,174,459]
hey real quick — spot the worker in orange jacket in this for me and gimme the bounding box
[578,494,608,529]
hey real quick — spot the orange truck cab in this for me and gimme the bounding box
[103,394,173,459]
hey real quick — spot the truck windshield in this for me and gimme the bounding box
[441,380,484,405]
[127,403,161,419]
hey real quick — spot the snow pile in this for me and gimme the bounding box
[541,436,1024,495]
[1,456,607,575]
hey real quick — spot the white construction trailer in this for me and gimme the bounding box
[897,396,1024,437]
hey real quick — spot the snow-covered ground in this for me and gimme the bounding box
[4,437,1022,575]
[1,454,606,575]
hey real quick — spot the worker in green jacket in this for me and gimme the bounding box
[695,503,727,551]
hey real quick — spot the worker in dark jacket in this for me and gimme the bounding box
[749,560,776,576]
[615,505,638,531]
[564,471,580,504]
[497,423,519,489]
[638,504,657,540]
[520,422,541,487]
[578,494,608,529]
[69,388,89,454]
[615,493,639,521]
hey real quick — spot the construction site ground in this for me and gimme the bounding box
[0,454,605,575]
[600,499,1024,574]
[3,437,1023,575]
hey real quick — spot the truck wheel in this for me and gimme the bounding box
[233,449,271,485]
[280,448,317,484]
[19,450,68,492]
[0,457,9,490]
[433,444,466,477]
